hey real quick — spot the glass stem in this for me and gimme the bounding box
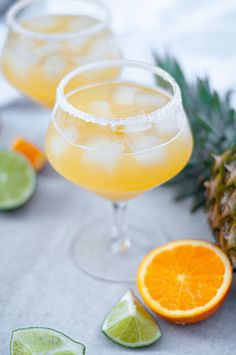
[111,202,131,254]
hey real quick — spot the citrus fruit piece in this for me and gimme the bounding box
[102,290,161,348]
[11,137,46,171]
[10,327,86,355]
[0,150,36,211]
[137,239,232,324]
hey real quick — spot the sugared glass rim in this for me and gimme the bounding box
[55,59,182,127]
[6,0,110,40]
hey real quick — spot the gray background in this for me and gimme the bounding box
[0,0,236,354]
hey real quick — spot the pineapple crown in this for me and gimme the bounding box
[154,53,236,211]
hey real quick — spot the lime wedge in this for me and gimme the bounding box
[10,327,86,355]
[102,290,161,348]
[0,150,36,210]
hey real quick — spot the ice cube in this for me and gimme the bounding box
[83,137,124,173]
[112,87,136,107]
[13,38,35,53]
[135,92,168,109]
[37,43,62,57]
[69,17,96,32]
[43,56,67,80]
[156,117,180,137]
[121,121,152,133]
[63,126,80,144]
[89,100,112,117]
[30,17,58,31]
[7,40,38,77]
[156,108,185,137]
[50,135,66,156]
[129,134,166,165]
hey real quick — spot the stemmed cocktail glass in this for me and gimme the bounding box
[2,0,121,107]
[45,60,193,282]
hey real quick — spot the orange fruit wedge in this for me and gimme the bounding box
[11,137,46,172]
[137,239,232,324]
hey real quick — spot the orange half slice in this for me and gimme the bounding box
[137,239,232,324]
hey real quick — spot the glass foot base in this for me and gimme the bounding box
[71,214,167,282]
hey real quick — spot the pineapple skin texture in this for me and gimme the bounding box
[205,147,236,268]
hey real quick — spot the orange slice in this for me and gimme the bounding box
[137,239,232,324]
[11,137,46,172]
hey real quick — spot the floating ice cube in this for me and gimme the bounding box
[7,54,29,78]
[37,43,62,57]
[30,16,58,31]
[50,135,66,156]
[135,92,169,110]
[89,100,112,117]
[69,17,96,32]
[112,87,136,107]
[43,56,67,80]
[7,40,38,77]
[156,116,181,137]
[121,121,152,133]
[155,104,186,138]
[129,134,166,165]
[156,121,178,137]
[13,38,35,53]
[69,19,85,32]
[63,126,80,144]
[129,134,160,151]
[83,137,124,173]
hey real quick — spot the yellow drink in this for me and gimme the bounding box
[46,82,193,201]
[2,14,121,107]
[45,59,194,281]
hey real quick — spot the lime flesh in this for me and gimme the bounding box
[10,327,86,355]
[0,150,36,210]
[102,290,162,348]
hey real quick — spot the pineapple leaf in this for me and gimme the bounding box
[155,53,236,210]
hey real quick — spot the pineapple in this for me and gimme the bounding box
[155,54,236,267]
[205,148,236,267]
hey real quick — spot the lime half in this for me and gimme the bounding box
[0,150,36,210]
[10,327,86,355]
[102,290,161,348]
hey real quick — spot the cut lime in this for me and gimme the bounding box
[0,150,36,210]
[10,327,86,355]
[102,290,161,348]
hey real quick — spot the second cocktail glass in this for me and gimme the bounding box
[2,0,121,107]
[46,60,193,282]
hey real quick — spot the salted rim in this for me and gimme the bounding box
[55,59,182,127]
[6,0,110,41]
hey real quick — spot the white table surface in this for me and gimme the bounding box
[1,100,236,355]
[0,1,236,354]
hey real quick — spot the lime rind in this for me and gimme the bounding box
[0,150,36,211]
[10,327,86,355]
[102,290,161,348]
